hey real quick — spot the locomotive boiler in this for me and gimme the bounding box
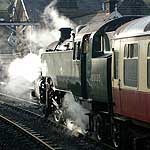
[32,16,150,150]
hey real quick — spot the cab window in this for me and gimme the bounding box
[92,34,109,57]
[82,36,90,53]
[73,41,81,60]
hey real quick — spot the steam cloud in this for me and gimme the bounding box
[8,53,41,82]
[4,53,41,98]
[3,0,75,99]
[63,92,89,133]
[26,0,75,50]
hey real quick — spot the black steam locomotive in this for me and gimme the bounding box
[32,16,150,150]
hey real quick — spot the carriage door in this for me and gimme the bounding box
[81,34,91,99]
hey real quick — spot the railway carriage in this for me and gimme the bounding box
[112,16,150,124]
[111,16,150,149]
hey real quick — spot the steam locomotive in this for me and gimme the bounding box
[32,16,150,149]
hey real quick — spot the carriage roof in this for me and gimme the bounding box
[114,16,150,39]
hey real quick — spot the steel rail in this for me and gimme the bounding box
[0,92,38,105]
[0,114,56,150]
[0,94,107,149]
[0,96,68,130]
[0,22,39,26]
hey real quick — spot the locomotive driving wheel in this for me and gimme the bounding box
[112,122,120,148]
[94,114,104,141]
[53,109,63,122]
[112,119,130,150]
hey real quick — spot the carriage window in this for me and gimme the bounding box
[129,44,138,58]
[124,44,138,58]
[124,43,138,87]
[147,43,150,88]
[114,51,119,79]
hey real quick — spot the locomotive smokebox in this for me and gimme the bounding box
[59,28,72,43]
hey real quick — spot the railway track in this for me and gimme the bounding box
[0,94,102,150]
[0,114,55,150]
[0,94,149,150]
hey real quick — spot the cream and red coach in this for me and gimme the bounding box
[112,16,150,125]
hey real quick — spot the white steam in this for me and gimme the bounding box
[26,0,75,50]
[4,53,41,98]
[4,0,75,98]
[4,77,33,98]
[63,92,89,133]
[27,29,59,49]
[43,4,75,29]
[8,53,41,82]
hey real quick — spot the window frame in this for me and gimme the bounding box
[123,43,139,87]
[92,33,110,58]
[73,41,81,60]
[147,42,150,88]
[113,50,119,79]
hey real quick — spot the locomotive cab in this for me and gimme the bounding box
[72,31,112,106]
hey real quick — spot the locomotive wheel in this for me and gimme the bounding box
[112,122,120,148]
[53,109,63,122]
[94,115,104,141]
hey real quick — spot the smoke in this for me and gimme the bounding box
[26,0,75,50]
[62,92,89,133]
[4,53,41,98]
